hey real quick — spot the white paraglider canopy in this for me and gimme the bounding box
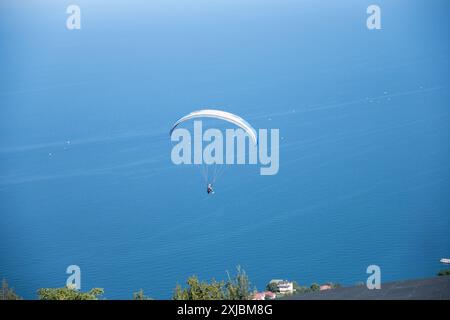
[170,109,257,145]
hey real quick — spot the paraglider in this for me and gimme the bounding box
[170,109,258,193]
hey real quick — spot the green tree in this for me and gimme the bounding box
[292,281,300,292]
[172,275,225,300]
[292,281,310,294]
[310,283,320,291]
[1,279,22,300]
[173,284,188,300]
[224,266,252,300]
[437,269,450,276]
[265,281,279,293]
[133,289,153,300]
[38,287,104,300]
[172,266,253,300]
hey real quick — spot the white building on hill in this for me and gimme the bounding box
[270,279,294,294]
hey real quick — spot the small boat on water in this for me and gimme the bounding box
[440,258,450,264]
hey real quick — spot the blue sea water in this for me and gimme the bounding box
[1,0,449,299]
